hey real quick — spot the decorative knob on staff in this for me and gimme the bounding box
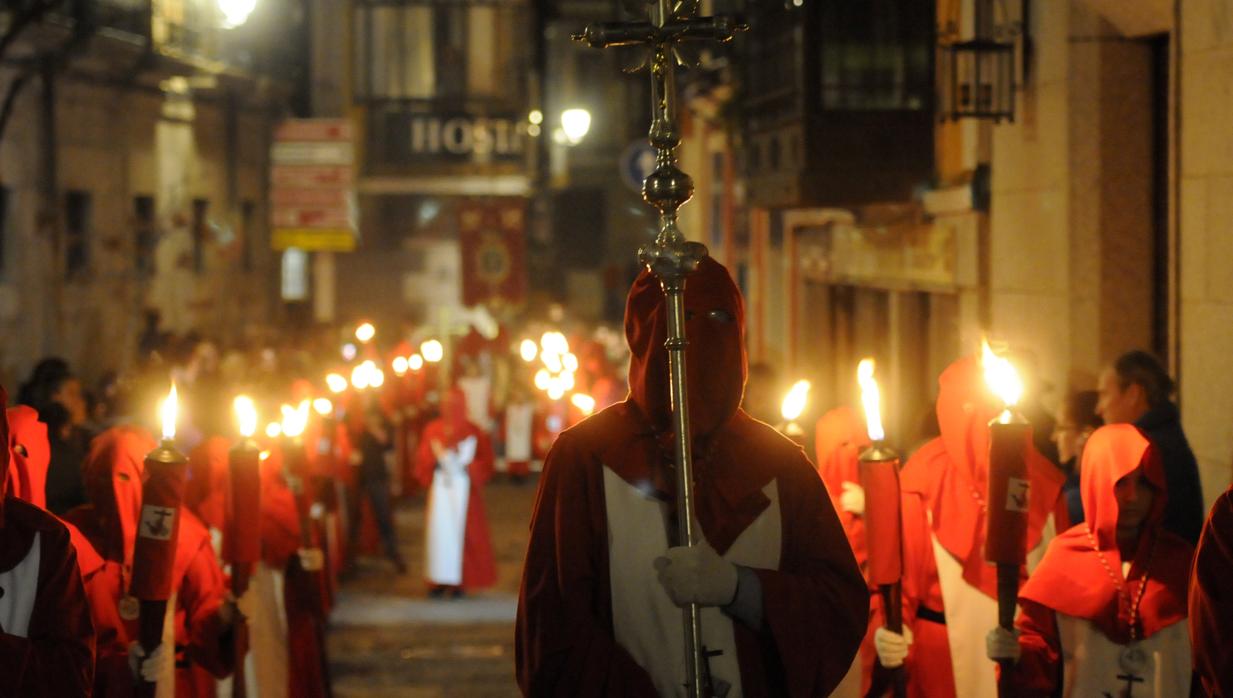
[132,384,190,697]
[980,340,1031,693]
[857,360,907,698]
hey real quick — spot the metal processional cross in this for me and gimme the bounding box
[574,2,744,697]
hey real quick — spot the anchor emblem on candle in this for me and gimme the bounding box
[139,505,176,540]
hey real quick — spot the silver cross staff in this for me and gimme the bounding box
[573,3,744,696]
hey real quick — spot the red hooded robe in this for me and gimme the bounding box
[65,427,237,698]
[0,389,95,697]
[414,387,497,590]
[1192,481,1233,698]
[892,355,1067,698]
[515,257,869,697]
[1007,424,1192,695]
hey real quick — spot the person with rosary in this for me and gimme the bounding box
[985,423,1193,696]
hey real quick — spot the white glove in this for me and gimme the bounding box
[298,547,325,571]
[127,640,168,682]
[986,627,1021,662]
[653,543,738,608]
[873,625,913,668]
[840,481,866,515]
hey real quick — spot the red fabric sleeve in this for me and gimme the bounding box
[514,432,658,696]
[176,538,237,680]
[0,522,95,698]
[262,479,303,569]
[749,457,870,697]
[1191,490,1233,697]
[469,431,495,487]
[999,598,1062,697]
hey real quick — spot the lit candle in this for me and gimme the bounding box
[779,379,811,440]
[856,359,906,690]
[131,383,190,695]
[228,396,262,595]
[981,340,1031,681]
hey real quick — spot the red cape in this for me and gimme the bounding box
[1191,482,1233,697]
[814,406,872,571]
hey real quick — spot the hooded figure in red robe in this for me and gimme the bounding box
[878,355,1067,698]
[414,387,497,594]
[0,388,95,697]
[1192,481,1233,697]
[990,424,1192,696]
[516,256,868,696]
[6,406,49,509]
[65,427,238,697]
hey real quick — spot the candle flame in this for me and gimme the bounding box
[392,356,409,376]
[313,398,333,417]
[519,339,538,362]
[421,340,444,363]
[780,380,811,422]
[534,369,550,391]
[409,354,424,371]
[563,352,579,373]
[571,393,597,415]
[281,400,310,438]
[981,339,1024,408]
[234,395,258,438]
[265,422,282,438]
[325,373,348,394]
[355,322,376,343]
[547,383,566,401]
[259,450,271,461]
[160,383,179,441]
[857,359,885,442]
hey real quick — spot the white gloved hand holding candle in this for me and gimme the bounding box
[986,626,1022,662]
[873,625,914,668]
[840,481,866,515]
[654,543,738,608]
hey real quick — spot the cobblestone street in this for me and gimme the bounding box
[328,477,537,697]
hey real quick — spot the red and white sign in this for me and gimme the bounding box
[270,118,357,252]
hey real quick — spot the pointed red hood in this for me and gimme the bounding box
[440,387,471,444]
[186,436,231,532]
[815,406,871,489]
[1021,424,1191,641]
[7,405,49,509]
[624,256,747,439]
[902,355,1065,597]
[82,426,157,567]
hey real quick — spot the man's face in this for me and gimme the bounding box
[54,377,88,427]
[1096,368,1146,425]
[1115,469,1155,533]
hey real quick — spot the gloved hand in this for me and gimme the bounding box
[840,481,866,515]
[874,625,914,668]
[986,627,1021,662]
[653,543,738,608]
[298,547,325,572]
[127,641,168,682]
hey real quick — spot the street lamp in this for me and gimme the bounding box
[218,0,257,29]
[560,108,592,145]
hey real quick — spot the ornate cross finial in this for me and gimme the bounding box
[574,4,744,697]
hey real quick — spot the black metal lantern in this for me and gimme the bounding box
[941,37,1015,122]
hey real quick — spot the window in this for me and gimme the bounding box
[353,0,529,103]
[65,190,92,279]
[134,196,156,276]
[191,198,208,274]
[819,0,934,111]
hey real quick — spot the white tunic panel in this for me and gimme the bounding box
[931,514,1055,698]
[425,436,476,585]
[604,465,781,698]
[0,532,40,637]
[1057,614,1190,696]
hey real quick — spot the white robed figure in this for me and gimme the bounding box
[425,435,477,586]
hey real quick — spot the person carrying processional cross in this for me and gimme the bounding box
[985,424,1193,696]
[515,256,869,696]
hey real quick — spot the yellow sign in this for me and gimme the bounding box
[272,228,357,252]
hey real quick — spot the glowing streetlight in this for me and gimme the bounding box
[421,340,444,363]
[560,108,592,145]
[528,109,544,125]
[218,0,257,29]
